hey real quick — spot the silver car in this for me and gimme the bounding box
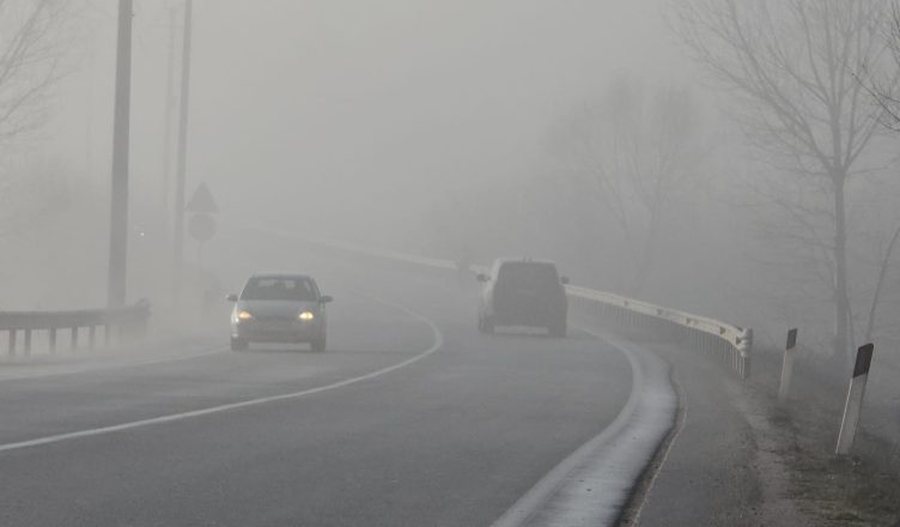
[227,274,332,351]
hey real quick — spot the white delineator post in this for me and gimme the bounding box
[778,328,798,402]
[835,343,875,455]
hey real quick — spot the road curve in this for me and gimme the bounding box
[0,247,636,527]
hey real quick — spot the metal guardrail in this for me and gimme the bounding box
[0,300,151,357]
[469,264,751,378]
[253,225,753,378]
[565,286,752,379]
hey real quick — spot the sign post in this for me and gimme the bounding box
[185,183,218,263]
[188,213,216,265]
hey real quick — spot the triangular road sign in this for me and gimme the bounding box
[185,182,218,214]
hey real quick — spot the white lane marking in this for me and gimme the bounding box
[491,325,677,527]
[0,347,227,383]
[0,298,443,454]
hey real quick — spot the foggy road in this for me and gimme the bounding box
[0,260,633,527]
[4,1,900,525]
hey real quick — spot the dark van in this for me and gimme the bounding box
[477,259,569,337]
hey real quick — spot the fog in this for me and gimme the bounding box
[5,1,683,302]
[3,0,900,364]
[3,2,900,523]
[60,0,684,230]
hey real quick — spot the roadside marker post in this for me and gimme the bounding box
[778,328,798,402]
[835,343,875,455]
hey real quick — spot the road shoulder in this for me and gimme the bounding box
[626,339,811,527]
[0,336,224,382]
[491,329,677,527]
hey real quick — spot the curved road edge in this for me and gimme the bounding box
[491,328,677,527]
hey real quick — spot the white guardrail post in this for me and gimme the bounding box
[835,343,875,455]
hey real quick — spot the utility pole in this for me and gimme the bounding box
[107,0,133,308]
[162,7,177,236]
[173,0,193,295]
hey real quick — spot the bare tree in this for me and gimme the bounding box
[673,0,893,358]
[550,78,707,295]
[0,0,68,142]
[858,1,900,344]
[0,0,72,235]
[867,2,900,128]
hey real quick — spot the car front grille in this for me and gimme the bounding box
[254,314,297,322]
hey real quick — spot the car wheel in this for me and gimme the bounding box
[231,337,248,351]
[311,336,327,352]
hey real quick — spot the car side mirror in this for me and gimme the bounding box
[226,294,238,302]
[320,295,333,304]
[476,273,489,283]
[561,276,570,285]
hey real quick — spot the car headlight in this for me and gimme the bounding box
[298,310,315,321]
[237,310,254,321]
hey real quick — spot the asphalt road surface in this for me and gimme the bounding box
[0,243,634,527]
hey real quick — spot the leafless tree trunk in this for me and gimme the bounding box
[673,0,892,359]
[863,224,900,342]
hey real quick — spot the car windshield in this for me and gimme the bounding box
[240,277,317,301]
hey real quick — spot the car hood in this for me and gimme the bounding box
[236,300,319,318]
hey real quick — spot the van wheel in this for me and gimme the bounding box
[231,337,248,351]
[311,336,327,352]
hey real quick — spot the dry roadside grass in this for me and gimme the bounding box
[750,349,900,527]
[774,401,900,526]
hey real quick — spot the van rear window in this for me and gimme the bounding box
[497,263,559,289]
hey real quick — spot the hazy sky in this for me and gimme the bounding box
[46,0,694,237]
